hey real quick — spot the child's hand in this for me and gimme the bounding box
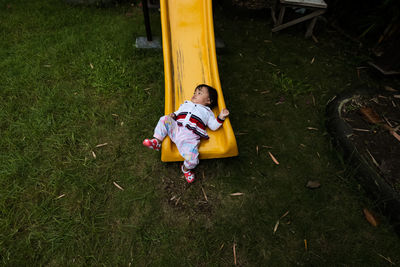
[168,113,177,120]
[219,108,230,119]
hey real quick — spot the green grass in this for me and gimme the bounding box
[1,0,400,265]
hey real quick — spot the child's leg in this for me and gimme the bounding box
[181,142,200,170]
[153,115,177,141]
[175,130,200,170]
[144,115,177,151]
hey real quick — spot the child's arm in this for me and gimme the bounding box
[207,108,229,131]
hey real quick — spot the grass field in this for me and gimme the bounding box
[1,0,399,265]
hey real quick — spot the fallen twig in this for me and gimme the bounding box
[366,149,379,167]
[95,143,108,148]
[201,187,208,202]
[273,220,280,234]
[113,181,124,191]
[268,151,279,165]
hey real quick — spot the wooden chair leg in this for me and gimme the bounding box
[270,7,277,25]
[277,6,286,26]
[305,16,318,38]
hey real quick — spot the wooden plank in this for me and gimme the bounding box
[280,0,327,8]
[272,9,325,32]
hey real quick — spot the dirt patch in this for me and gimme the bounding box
[160,168,215,216]
[341,91,400,192]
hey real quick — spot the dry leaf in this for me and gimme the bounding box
[280,210,290,219]
[96,143,108,148]
[304,239,308,251]
[113,181,124,191]
[201,187,208,202]
[90,63,94,69]
[353,128,370,132]
[391,131,400,142]
[230,192,244,196]
[175,197,181,206]
[363,208,378,227]
[256,145,259,156]
[384,86,397,92]
[306,180,321,189]
[360,107,383,124]
[268,151,279,165]
[91,151,96,159]
[307,127,318,130]
[376,253,395,265]
[310,57,315,64]
[273,220,280,234]
[56,194,65,199]
[233,243,237,265]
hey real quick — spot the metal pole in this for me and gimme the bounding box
[142,0,152,41]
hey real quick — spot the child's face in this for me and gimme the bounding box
[191,87,211,106]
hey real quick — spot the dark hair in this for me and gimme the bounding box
[195,84,218,109]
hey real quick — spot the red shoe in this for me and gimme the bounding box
[181,165,195,183]
[143,138,161,151]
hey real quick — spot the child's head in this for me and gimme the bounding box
[191,84,218,109]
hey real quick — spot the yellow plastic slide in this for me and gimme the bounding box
[159,0,238,162]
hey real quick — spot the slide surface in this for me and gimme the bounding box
[159,0,238,162]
